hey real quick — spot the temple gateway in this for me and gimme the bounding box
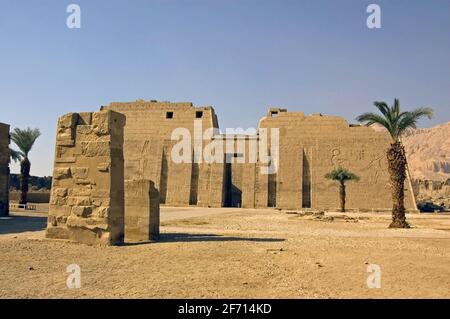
[101,100,416,211]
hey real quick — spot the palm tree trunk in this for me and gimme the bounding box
[387,142,410,228]
[339,181,346,213]
[19,157,30,205]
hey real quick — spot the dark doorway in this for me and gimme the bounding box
[160,149,169,204]
[268,173,277,207]
[189,160,199,205]
[302,150,311,208]
[224,154,243,207]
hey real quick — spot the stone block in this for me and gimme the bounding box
[58,113,79,129]
[124,179,160,242]
[71,206,93,218]
[55,157,77,164]
[46,110,126,246]
[72,167,89,179]
[97,163,110,172]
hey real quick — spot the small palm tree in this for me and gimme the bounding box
[356,99,433,228]
[10,128,41,205]
[325,167,359,213]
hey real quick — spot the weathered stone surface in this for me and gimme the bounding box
[71,167,89,179]
[71,206,92,218]
[52,188,68,198]
[46,110,126,246]
[53,168,71,180]
[102,101,220,207]
[0,123,10,217]
[124,179,160,242]
[102,100,416,212]
[97,163,110,172]
[81,142,111,157]
[55,157,76,164]
[68,187,92,197]
[259,109,417,211]
[58,113,79,129]
[56,140,75,147]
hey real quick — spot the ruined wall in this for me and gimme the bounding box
[125,179,160,242]
[0,123,10,216]
[259,109,417,211]
[102,100,222,207]
[46,111,126,245]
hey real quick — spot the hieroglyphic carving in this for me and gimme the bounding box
[331,148,367,167]
[361,154,388,184]
[331,148,344,167]
[100,101,416,211]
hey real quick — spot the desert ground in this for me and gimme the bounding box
[0,207,449,299]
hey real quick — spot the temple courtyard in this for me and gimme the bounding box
[0,207,449,299]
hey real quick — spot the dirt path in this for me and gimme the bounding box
[0,209,449,298]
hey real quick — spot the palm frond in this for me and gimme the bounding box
[411,107,434,120]
[10,127,41,157]
[373,101,390,116]
[356,112,395,137]
[10,148,23,163]
[393,98,401,119]
[325,167,360,182]
[396,107,434,139]
[357,99,434,141]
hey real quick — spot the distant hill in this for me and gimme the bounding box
[9,174,52,191]
[370,121,450,181]
[402,122,450,181]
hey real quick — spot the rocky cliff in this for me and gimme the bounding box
[402,122,450,181]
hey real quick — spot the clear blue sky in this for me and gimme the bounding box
[1,0,449,176]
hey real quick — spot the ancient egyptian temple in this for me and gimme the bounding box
[101,100,416,211]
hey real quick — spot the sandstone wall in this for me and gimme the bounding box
[196,160,225,208]
[102,100,221,207]
[0,123,10,216]
[46,111,126,245]
[100,100,416,212]
[258,109,417,211]
[125,179,160,242]
[218,136,258,208]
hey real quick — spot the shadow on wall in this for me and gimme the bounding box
[0,214,47,235]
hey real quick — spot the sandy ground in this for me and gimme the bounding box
[0,207,449,299]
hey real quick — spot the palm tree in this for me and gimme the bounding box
[356,99,433,228]
[10,148,22,163]
[10,128,41,205]
[325,167,359,213]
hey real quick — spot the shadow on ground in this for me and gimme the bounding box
[0,214,47,235]
[158,233,285,243]
[123,233,285,246]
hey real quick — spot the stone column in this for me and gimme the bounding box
[46,110,126,245]
[125,179,160,243]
